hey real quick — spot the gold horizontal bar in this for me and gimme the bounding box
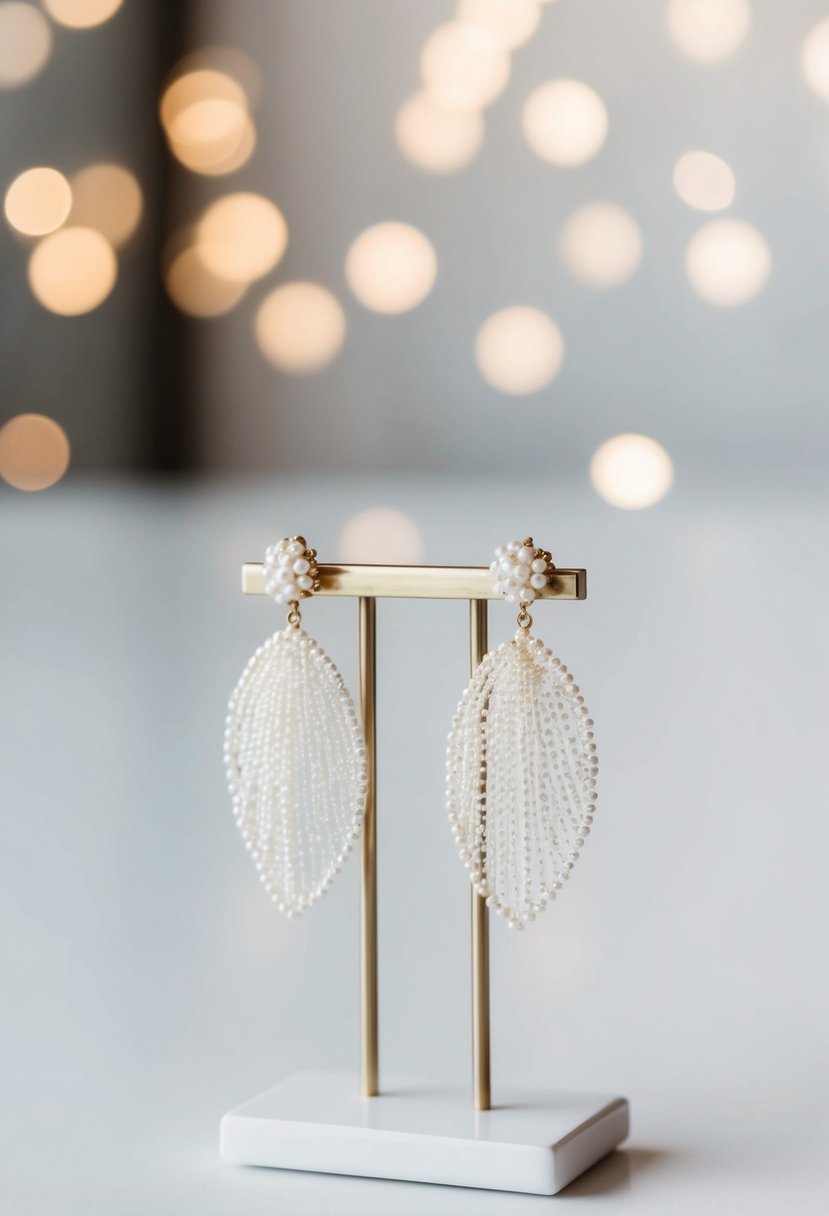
[242,563,586,601]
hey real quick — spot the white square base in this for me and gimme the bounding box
[220,1070,629,1196]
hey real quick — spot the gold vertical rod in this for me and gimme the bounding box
[469,599,491,1112]
[359,596,378,1097]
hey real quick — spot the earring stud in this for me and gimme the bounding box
[225,537,368,918]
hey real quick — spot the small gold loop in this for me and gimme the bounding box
[287,601,302,628]
[517,604,533,631]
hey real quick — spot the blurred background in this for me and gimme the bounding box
[1,2,828,1213]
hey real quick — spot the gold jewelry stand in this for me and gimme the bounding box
[240,560,587,1111]
[222,558,631,1195]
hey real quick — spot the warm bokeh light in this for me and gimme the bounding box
[167,112,255,176]
[345,222,437,314]
[421,20,510,112]
[169,97,244,149]
[458,0,542,50]
[590,434,674,510]
[28,227,117,315]
[43,0,122,29]
[666,0,750,63]
[0,413,70,491]
[170,47,261,106]
[557,202,642,288]
[165,246,247,317]
[68,163,142,246]
[685,218,770,306]
[160,68,246,133]
[0,3,52,89]
[338,508,424,564]
[196,193,287,284]
[255,282,346,375]
[180,111,256,176]
[4,167,71,236]
[673,150,735,211]
[160,68,252,175]
[801,18,829,102]
[395,91,484,173]
[522,79,608,166]
[475,306,565,395]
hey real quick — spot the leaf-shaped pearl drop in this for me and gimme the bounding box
[225,627,367,918]
[446,630,597,928]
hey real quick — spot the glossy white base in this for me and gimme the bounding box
[220,1070,629,1195]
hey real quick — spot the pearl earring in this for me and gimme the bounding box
[224,537,368,919]
[446,539,598,929]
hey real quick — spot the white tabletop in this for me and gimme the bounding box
[0,474,826,1213]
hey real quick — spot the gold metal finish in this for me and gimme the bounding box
[469,599,491,1112]
[359,597,378,1098]
[243,562,586,601]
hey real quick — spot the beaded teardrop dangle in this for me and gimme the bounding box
[446,539,598,929]
[224,538,368,918]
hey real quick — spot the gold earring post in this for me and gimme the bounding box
[469,598,491,1112]
[359,596,378,1097]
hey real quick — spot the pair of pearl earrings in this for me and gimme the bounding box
[224,537,597,929]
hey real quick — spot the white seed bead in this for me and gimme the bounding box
[446,626,597,929]
[225,625,367,921]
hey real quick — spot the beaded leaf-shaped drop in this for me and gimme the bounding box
[225,626,368,918]
[446,630,597,928]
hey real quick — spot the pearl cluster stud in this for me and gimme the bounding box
[263,536,320,607]
[490,537,554,606]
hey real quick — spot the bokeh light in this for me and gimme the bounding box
[458,0,542,50]
[345,222,437,314]
[338,508,424,564]
[28,227,117,315]
[196,193,287,284]
[184,111,256,176]
[666,0,750,63]
[475,306,565,395]
[395,91,484,173]
[590,434,674,509]
[4,167,71,236]
[160,68,253,175]
[0,413,70,491]
[0,3,52,89]
[255,282,346,375]
[522,79,608,166]
[170,47,261,105]
[685,218,770,306]
[165,246,247,318]
[801,18,829,102]
[557,202,642,288]
[673,150,735,211]
[42,0,122,28]
[421,20,511,112]
[167,112,255,176]
[68,163,142,246]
